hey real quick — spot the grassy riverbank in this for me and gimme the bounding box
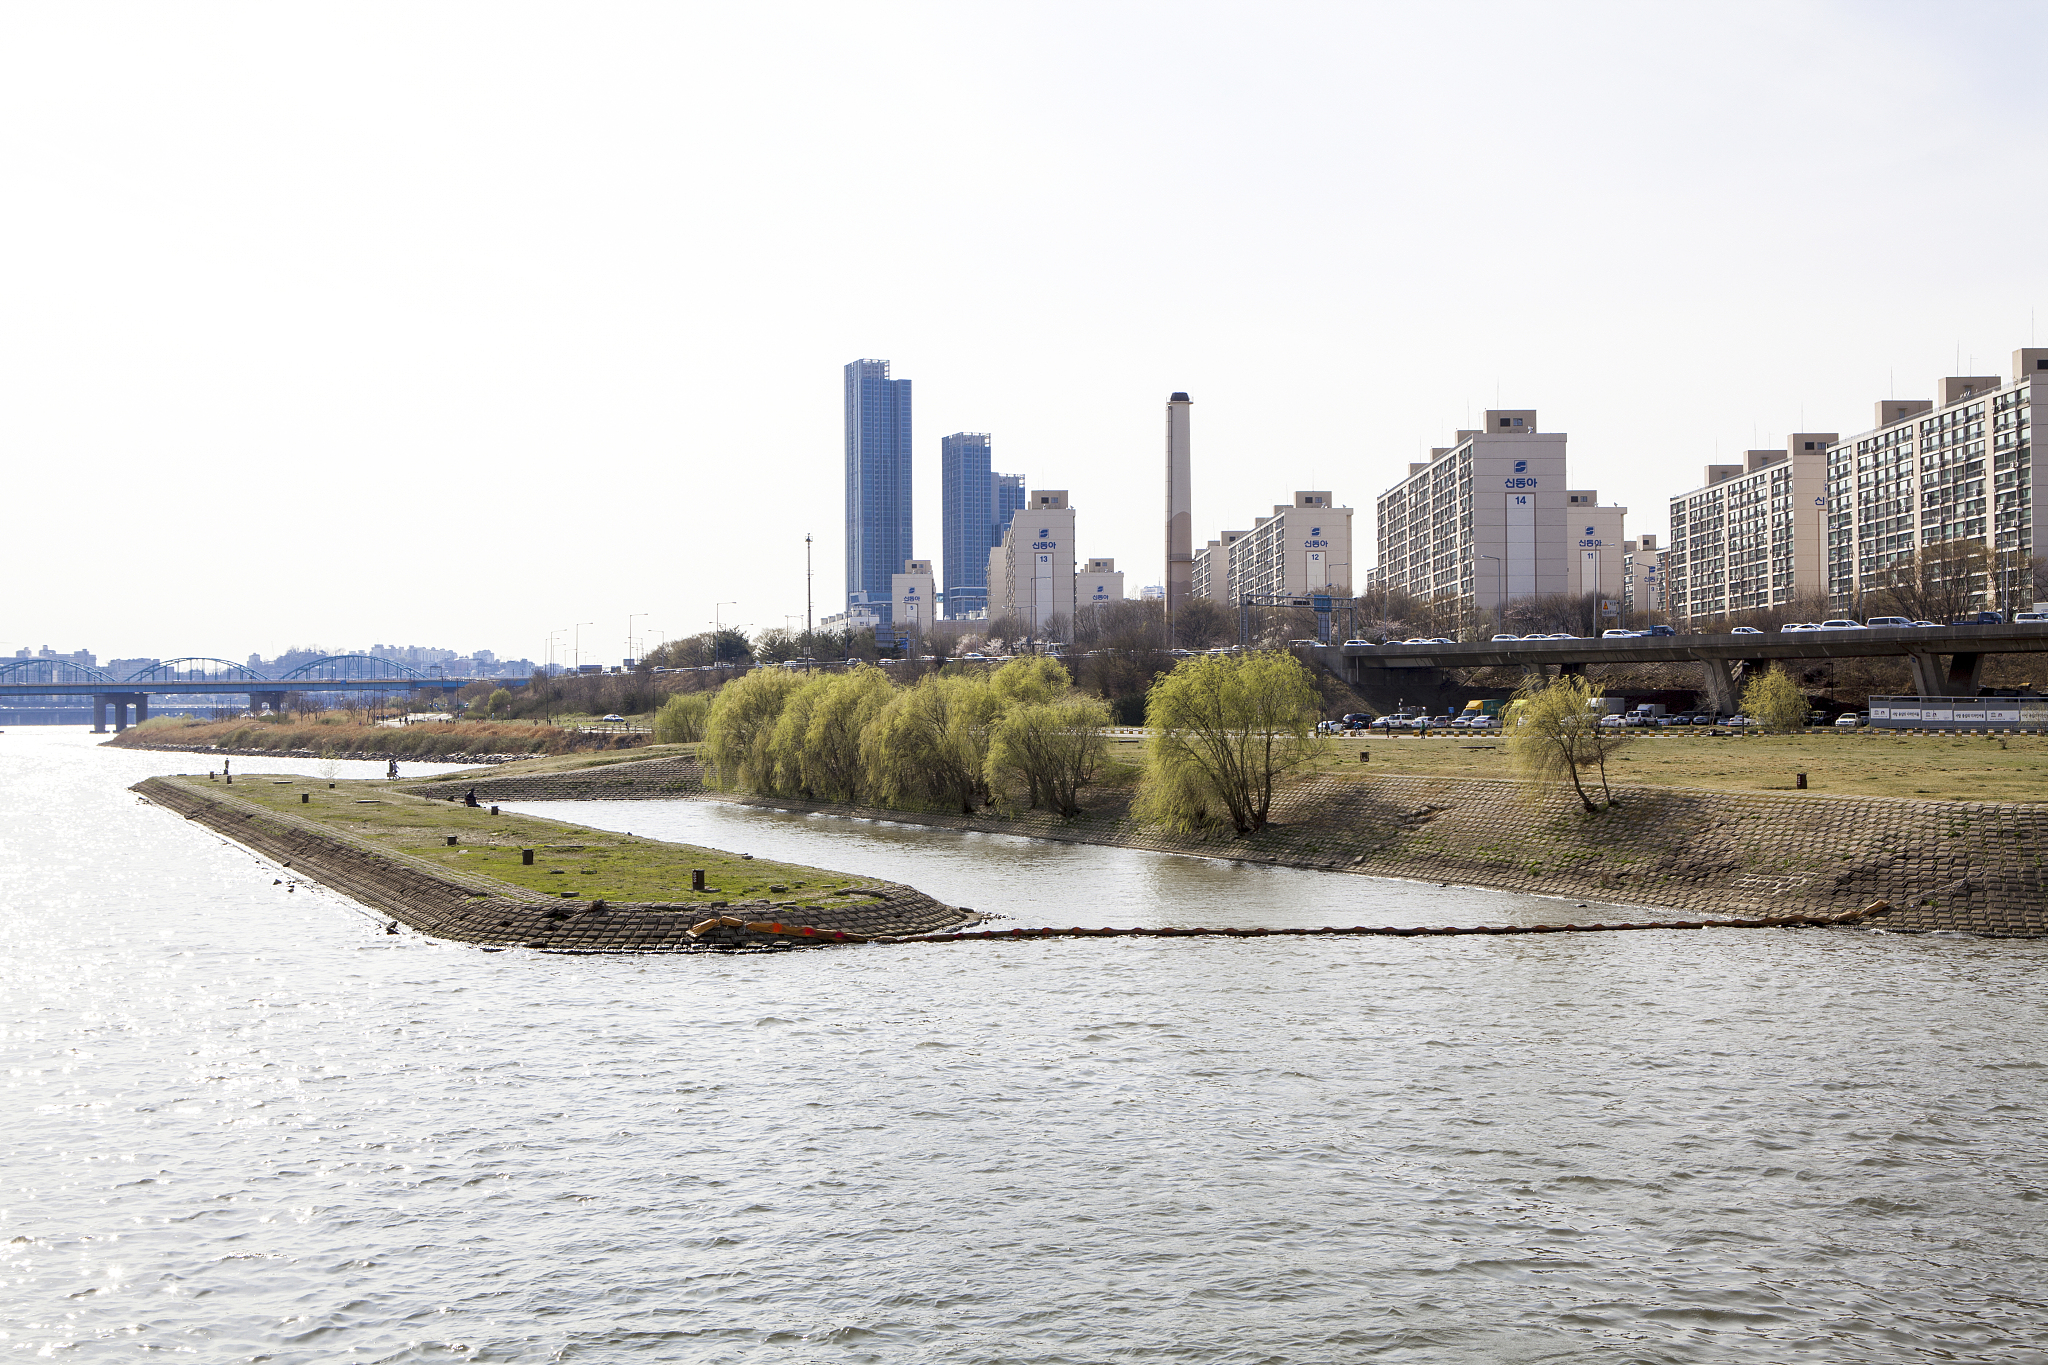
[192,774,864,908]
[106,715,647,760]
[1301,729,2048,804]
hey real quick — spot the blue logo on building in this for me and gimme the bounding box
[1514,460,1527,474]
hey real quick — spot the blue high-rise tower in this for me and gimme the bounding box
[993,472,1026,546]
[844,359,913,623]
[941,433,993,619]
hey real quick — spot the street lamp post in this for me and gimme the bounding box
[572,622,594,671]
[626,613,645,667]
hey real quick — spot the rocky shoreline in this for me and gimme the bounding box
[134,776,980,949]
[116,740,536,765]
[402,756,2048,937]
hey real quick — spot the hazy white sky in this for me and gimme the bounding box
[5,2,2044,665]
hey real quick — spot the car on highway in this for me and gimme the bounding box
[1490,633,1520,641]
[1952,611,2005,625]
[1601,629,1638,638]
[1342,638,1373,646]
[1911,620,1941,627]
[1429,637,1458,644]
[600,713,626,722]
[1780,622,1819,632]
[1865,616,1913,628]
[2016,611,2048,624]
[1730,626,1762,635]
[1817,619,1868,630]
[1639,624,1676,637]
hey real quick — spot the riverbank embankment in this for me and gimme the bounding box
[133,775,976,949]
[402,757,2047,937]
[107,717,647,765]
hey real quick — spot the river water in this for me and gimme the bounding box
[4,728,2045,1363]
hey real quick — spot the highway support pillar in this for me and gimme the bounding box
[110,698,130,732]
[92,695,107,734]
[1906,650,1985,697]
[1698,659,1739,715]
[133,694,148,725]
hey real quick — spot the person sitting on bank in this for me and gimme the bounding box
[464,787,479,807]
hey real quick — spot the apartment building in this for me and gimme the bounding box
[1191,529,1247,602]
[1224,491,1354,600]
[1373,410,1568,614]
[1664,433,1835,624]
[892,559,938,640]
[1076,557,1126,609]
[988,490,1079,634]
[1565,490,1630,604]
[1621,534,1664,617]
[1825,349,2044,611]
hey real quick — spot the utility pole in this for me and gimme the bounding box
[626,613,645,666]
[573,622,593,670]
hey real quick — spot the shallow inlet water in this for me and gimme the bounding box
[3,729,2046,1363]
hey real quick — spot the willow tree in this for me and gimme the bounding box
[801,667,896,802]
[764,673,834,796]
[1740,665,1809,733]
[1135,651,1322,835]
[652,690,714,744]
[1505,674,1629,813]
[701,667,803,791]
[987,696,1112,818]
[989,655,1072,707]
[865,673,1002,813]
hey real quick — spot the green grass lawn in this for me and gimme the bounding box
[190,774,867,906]
[1310,729,2048,802]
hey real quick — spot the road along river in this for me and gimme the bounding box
[5,727,2046,1362]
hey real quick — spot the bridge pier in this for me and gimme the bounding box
[1906,649,1984,697]
[251,690,287,715]
[133,694,148,725]
[1699,659,1739,715]
[92,695,107,733]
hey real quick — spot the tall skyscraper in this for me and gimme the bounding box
[845,359,913,622]
[941,432,993,619]
[994,471,1026,542]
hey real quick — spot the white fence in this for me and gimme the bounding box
[1868,696,2048,730]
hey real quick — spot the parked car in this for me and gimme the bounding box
[1465,715,1499,730]
[1730,625,1763,635]
[1865,616,1913,628]
[1835,712,1867,727]
[1656,712,1696,727]
[1597,714,1627,728]
[1341,713,1371,730]
[1817,619,1868,630]
[1723,714,1756,727]
[1601,629,1638,639]
[600,713,626,722]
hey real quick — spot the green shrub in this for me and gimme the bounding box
[652,691,713,744]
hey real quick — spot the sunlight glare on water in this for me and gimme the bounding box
[2,728,2045,1363]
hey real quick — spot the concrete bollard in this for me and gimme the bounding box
[446,835,458,846]
[301,793,309,803]
[692,869,706,891]
[490,805,499,815]
[1360,750,1369,763]
[1796,772,1807,789]
[521,849,534,865]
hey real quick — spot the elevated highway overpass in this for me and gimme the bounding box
[1320,623,2048,714]
[0,655,524,732]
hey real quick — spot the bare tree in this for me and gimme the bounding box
[1869,538,1990,623]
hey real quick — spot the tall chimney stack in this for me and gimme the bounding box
[1165,392,1193,633]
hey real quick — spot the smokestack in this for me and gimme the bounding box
[1165,392,1192,632]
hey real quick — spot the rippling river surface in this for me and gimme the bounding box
[4,730,2045,1363]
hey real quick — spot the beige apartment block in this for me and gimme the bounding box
[1825,348,2044,613]
[891,560,937,640]
[1622,533,1664,618]
[1374,410,1570,615]
[1664,434,1835,624]
[1565,490,1630,606]
[1225,491,1354,601]
[1076,557,1125,610]
[1192,529,1247,602]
